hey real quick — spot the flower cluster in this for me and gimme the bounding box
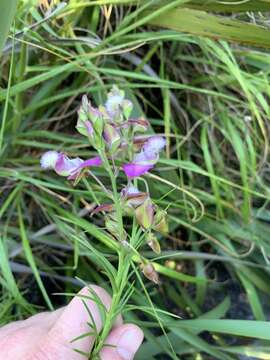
[40,86,167,282]
[41,86,165,182]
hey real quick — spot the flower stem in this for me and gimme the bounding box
[99,150,125,242]
[92,249,130,358]
[90,149,129,358]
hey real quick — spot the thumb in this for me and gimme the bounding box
[100,324,144,360]
[35,286,116,359]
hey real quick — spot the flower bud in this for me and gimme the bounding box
[76,119,93,137]
[122,99,133,119]
[103,123,121,154]
[105,86,125,121]
[80,95,90,118]
[77,95,103,139]
[135,197,154,230]
[146,232,161,254]
[141,263,159,284]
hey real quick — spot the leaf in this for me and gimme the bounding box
[0,0,17,57]
[18,205,54,310]
[173,319,270,340]
[148,7,270,49]
[155,0,270,12]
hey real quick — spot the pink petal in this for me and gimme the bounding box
[78,156,102,169]
[55,153,81,176]
[68,156,102,180]
[122,163,153,178]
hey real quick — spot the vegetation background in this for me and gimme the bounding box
[1,0,270,359]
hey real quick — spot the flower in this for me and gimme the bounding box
[105,86,125,117]
[40,151,102,180]
[123,136,166,178]
[121,185,148,208]
[122,163,154,178]
[105,86,133,121]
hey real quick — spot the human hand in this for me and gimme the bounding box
[0,285,143,360]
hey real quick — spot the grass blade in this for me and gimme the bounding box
[148,7,270,49]
[0,0,17,57]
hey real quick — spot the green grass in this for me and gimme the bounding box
[1,1,270,359]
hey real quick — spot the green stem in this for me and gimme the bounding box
[99,150,125,242]
[90,149,129,358]
[92,249,129,358]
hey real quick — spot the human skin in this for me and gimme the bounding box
[0,285,144,360]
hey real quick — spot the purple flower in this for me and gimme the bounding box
[122,163,154,178]
[40,151,102,180]
[123,136,166,178]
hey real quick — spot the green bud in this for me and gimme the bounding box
[122,99,133,120]
[103,123,121,154]
[76,119,93,138]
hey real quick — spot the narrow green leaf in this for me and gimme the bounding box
[148,8,270,49]
[0,0,17,57]
[18,205,53,310]
[175,319,270,340]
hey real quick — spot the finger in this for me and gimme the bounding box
[24,308,64,327]
[35,285,121,359]
[0,308,64,337]
[100,324,144,360]
[0,325,49,359]
[0,308,64,358]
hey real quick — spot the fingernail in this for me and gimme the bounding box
[117,327,144,360]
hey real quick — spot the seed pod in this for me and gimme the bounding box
[141,263,159,284]
[135,197,154,230]
[146,232,161,254]
[154,209,168,234]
